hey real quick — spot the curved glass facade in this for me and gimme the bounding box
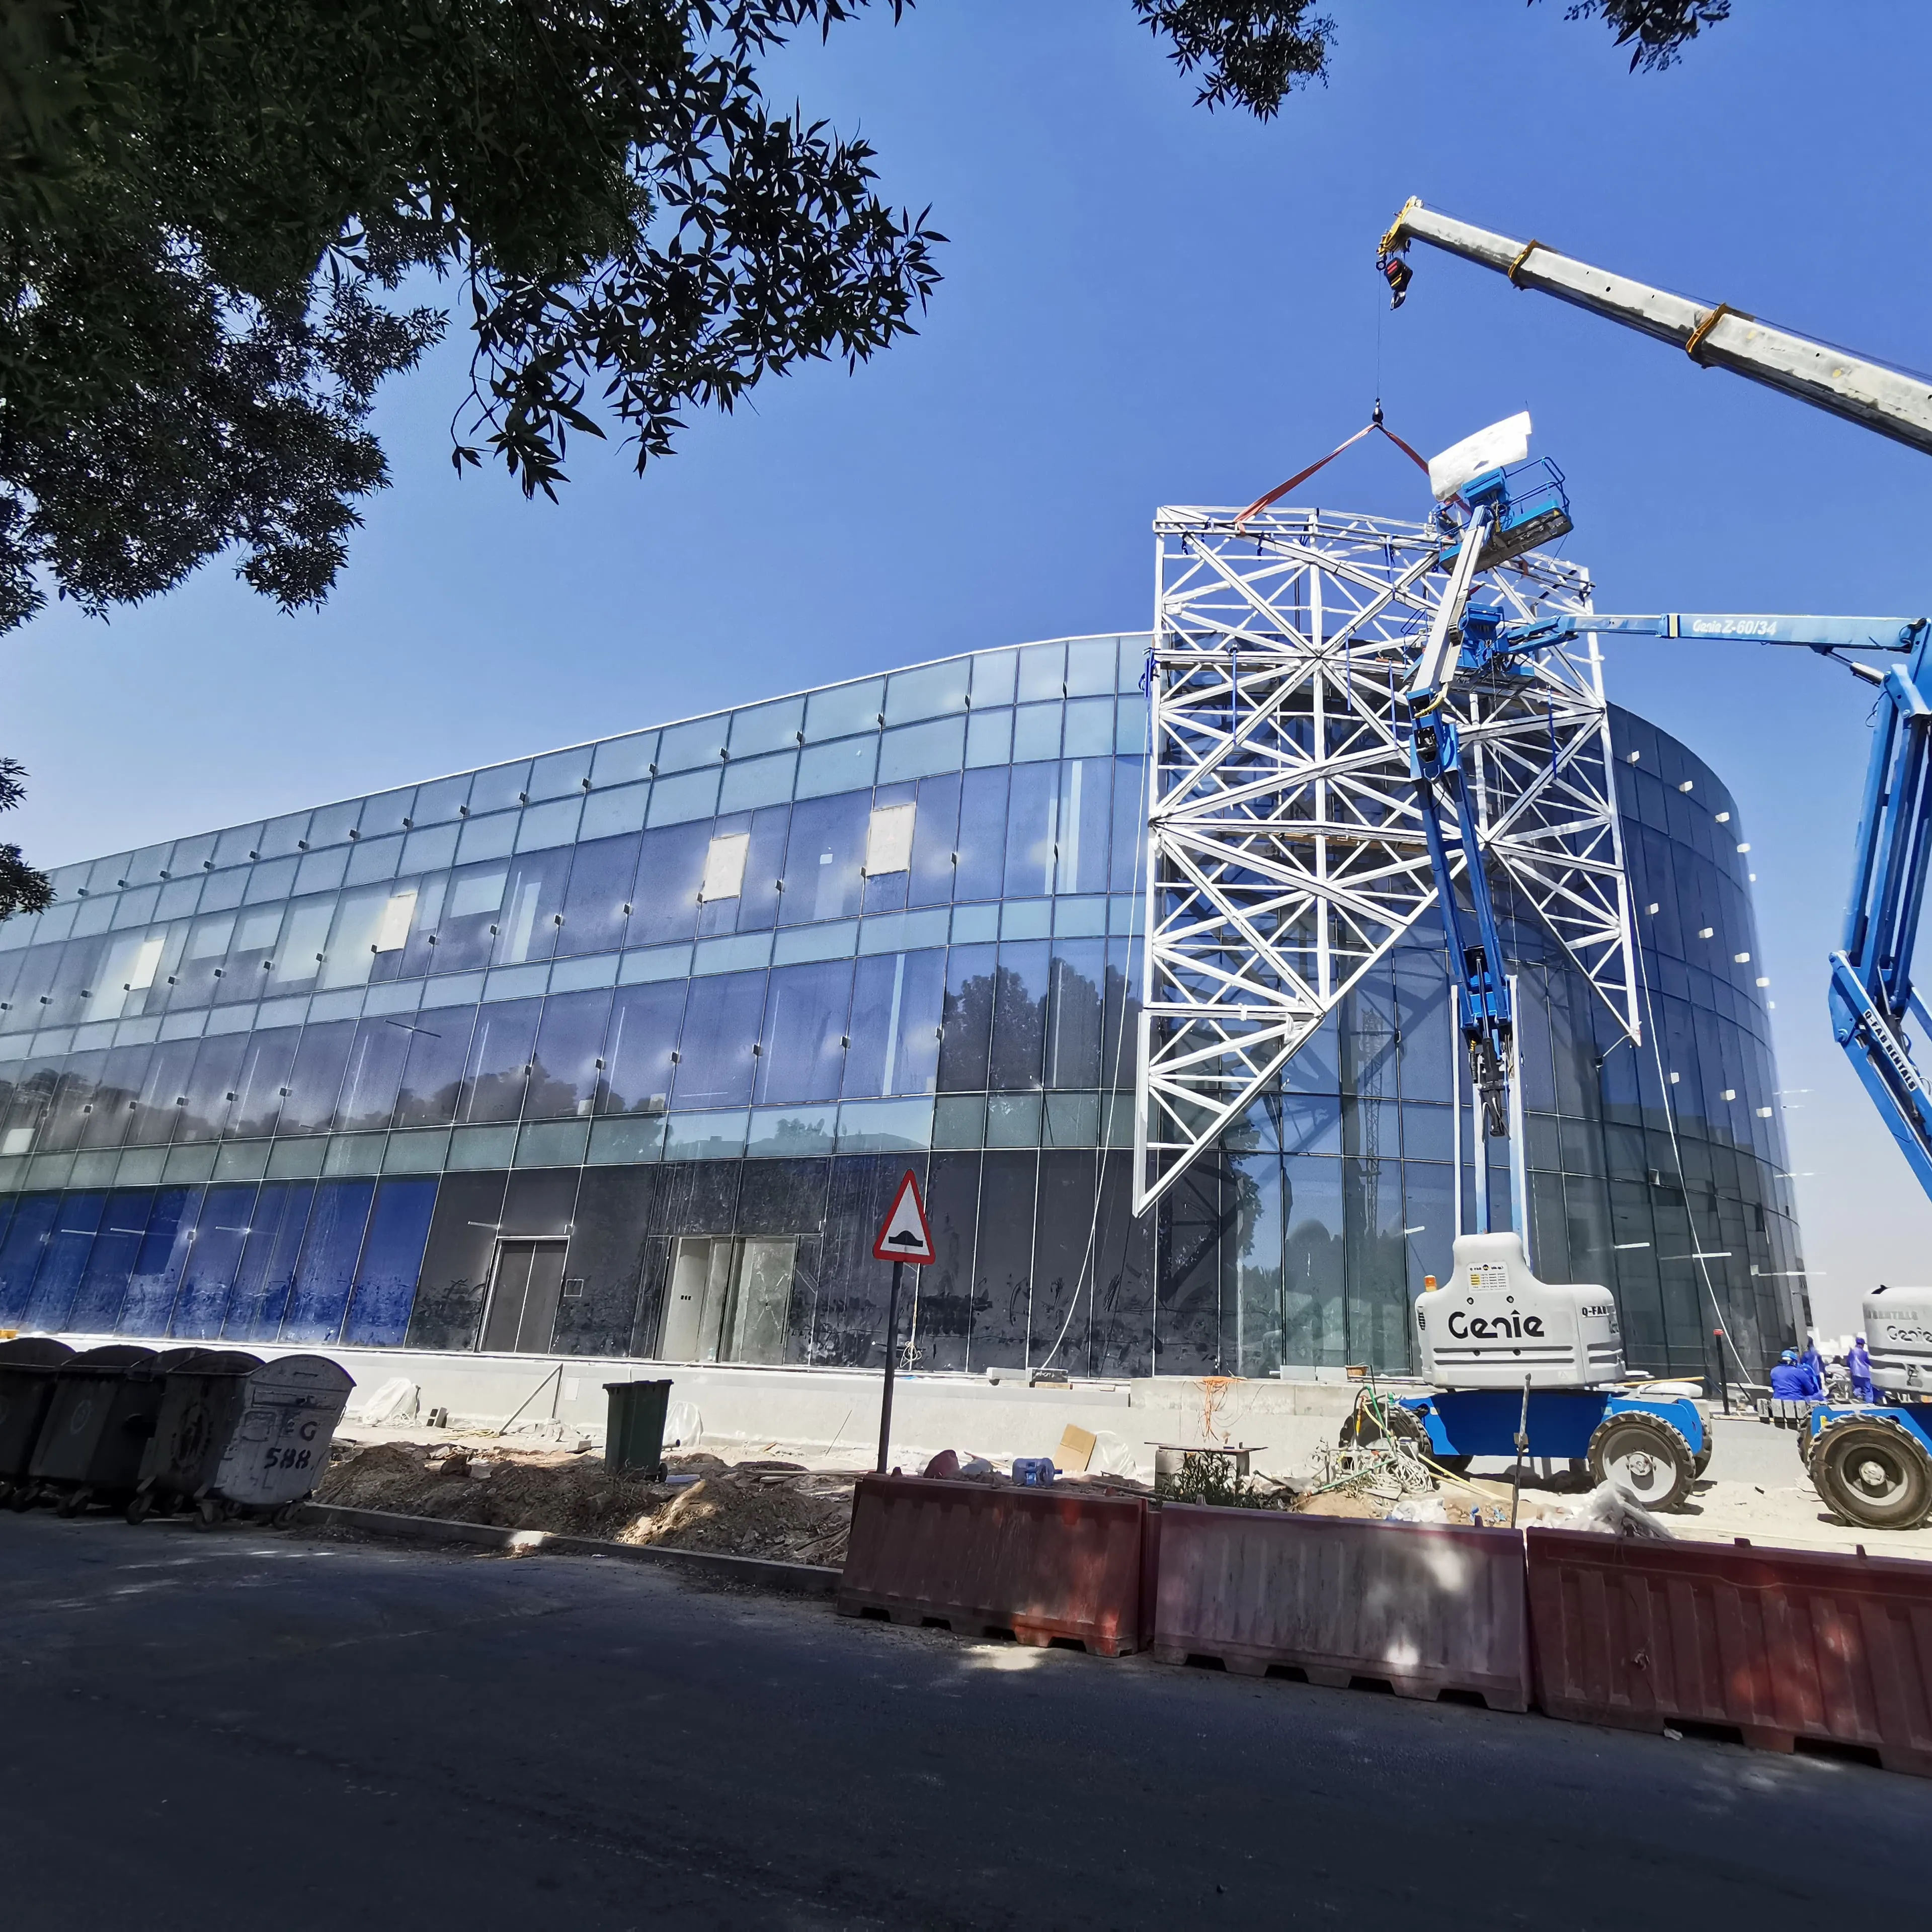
[0,634,1804,1380]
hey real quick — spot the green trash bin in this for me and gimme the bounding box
[604,1379,672,1479]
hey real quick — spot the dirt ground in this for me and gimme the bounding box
[317,1441,857,1567]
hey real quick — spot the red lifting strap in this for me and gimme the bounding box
[1233,413,1432,534]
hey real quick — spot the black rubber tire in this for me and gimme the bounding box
[1811,1420,1932,1531]
[1693,1445,1713,1478]
[124,1491,152,1525]
[54,1486,90,1519]
[7,1482,36,1512]
[1586,1414,1695,1512]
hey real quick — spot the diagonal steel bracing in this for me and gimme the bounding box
[1134,507,1640,1214]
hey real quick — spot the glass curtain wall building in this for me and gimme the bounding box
[0,635,1805,1379]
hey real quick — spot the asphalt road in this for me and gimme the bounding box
[2,1513,1924,1931]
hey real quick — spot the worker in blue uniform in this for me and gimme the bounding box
[1848,1334,1876,1403]
[1768,1349,1820,1400]
[1801,1335,1826,1392]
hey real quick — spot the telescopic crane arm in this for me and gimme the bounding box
[1377,198,1932,1203]
[1377,200,1932,459]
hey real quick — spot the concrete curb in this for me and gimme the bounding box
[297,1502,842,1597]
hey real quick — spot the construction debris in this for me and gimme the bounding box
[317,1442,857,1566]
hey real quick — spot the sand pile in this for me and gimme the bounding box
[317,1442,856,1566]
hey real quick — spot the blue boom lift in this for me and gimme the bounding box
[1372,201,1932,1530]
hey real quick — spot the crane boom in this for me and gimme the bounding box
[1378,200,1932,460]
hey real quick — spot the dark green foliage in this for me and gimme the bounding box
[0,758,51,919]
[1560,2,1731,73]
[0,1,941,630]
[1132,3,1334,119]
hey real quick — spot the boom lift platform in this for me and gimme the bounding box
[1376,199,1932,1527]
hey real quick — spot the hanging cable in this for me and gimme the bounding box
[1233,409,1433,534]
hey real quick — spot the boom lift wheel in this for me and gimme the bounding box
[1810,1419,1932,1530]
[1586,1414,1694,1511]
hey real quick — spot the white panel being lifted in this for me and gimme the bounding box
[1415,1232,1625,1390]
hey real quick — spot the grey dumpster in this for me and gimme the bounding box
[131,1349,265,1523]
[0,1337,73,1505]
[25,1344,164,1513]
[605,1379,673,1478]
[196,1354,356,1524]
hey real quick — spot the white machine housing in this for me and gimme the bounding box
[1864,1289,1932,1395]
[1415,1232,1625,1390]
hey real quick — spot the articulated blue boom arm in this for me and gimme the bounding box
[1498,608,1932,1198]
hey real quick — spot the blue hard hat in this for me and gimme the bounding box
[1780,1348,1798,1362]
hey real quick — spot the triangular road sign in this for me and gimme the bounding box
[872,1168,935,1265]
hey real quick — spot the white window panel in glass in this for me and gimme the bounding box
[864,803,916,877]
[374,890,417,952]
[701,832,751,902]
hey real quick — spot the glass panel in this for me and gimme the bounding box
[756,959,852,1106]
[729,697,804,758]
[718,751,795,813]
[219,1179,316,1340]
[1011,702,1062,764]
[23,1189,106,1330]
[1062,697,1114,758]
[1017,642,1065,701]
[658,717,729,772]
[795,737,877,800]
[333,1016,410,1133]
[601,982,685,1115]
[39,1049,106,1154]
[341,1177,438,1345]
[434,861,509,974]
[281,1178,377,1342]
[964,707,1012,768]
[971,649,1016,706]
[80,1044,149,1150]
[990,939,1050,1092]
[277,1019,357,1134]
[126,1038,201,1145]
[117,1186,203,1334]
[175,1031,250,1142]
[1055,759,1112,894]
[971,1151,1035,1366]
[319,885,400,989]
[516,797,582,852]
[672,971,765,1109]
[803,678,883,742]
[734,805,789,934]
[457,997,542,1123]
[529,746,593,800]
[590,733,657,789]
[492,848,572,965]
[627,822,711,948]
[257,812,309,860]
[391,1005,477,1128]
[555,833,638,958]
[1111,756,1147,892]
[468,760,531,814]
[645,765,722,827]
[0,1193,58,1324]
[401,824,461,875]
[527,988,613,1118]
[580,780,651,842]
[877,716,964,784]
[746,1105,835,1157]
[886,659,970,726]
[937,942,996,1092]
[1045,939,1105,1088]
[456,811,518,864]
[67,1188,155,1331]
[1065,637,1116,697]
[836,1097,933,1152]
[845,950,944,1098]
[780,793,868,926]
[306,800,361,849]
[1003,764,1057,898]
[169,1183,259,1337]
[907,773,960,909]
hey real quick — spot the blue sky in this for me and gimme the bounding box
[10,2,1930,1329]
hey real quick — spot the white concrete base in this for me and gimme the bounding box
[49,1332,1360,1480]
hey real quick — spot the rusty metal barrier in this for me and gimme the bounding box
[1525,1528,1932,1775]
[837,1475,1147,1656]
[1151,1504,1532,1710]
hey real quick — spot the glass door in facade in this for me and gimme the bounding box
[481,1239,569,1353]
[660,1236,795,1364]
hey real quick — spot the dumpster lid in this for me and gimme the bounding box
[248,1353,355,1394]
[0,1336,73,1367]
[64,1344,158,1370]
[163,1348,263,1376]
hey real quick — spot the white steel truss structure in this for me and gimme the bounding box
[1134,506,1640,1214]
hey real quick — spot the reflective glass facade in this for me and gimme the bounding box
[0,635,1804,1379]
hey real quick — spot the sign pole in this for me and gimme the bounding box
[869,1169,936,1477]
[877,1258,906,1474]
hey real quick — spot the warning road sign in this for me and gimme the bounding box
[872,1169,935,1265]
